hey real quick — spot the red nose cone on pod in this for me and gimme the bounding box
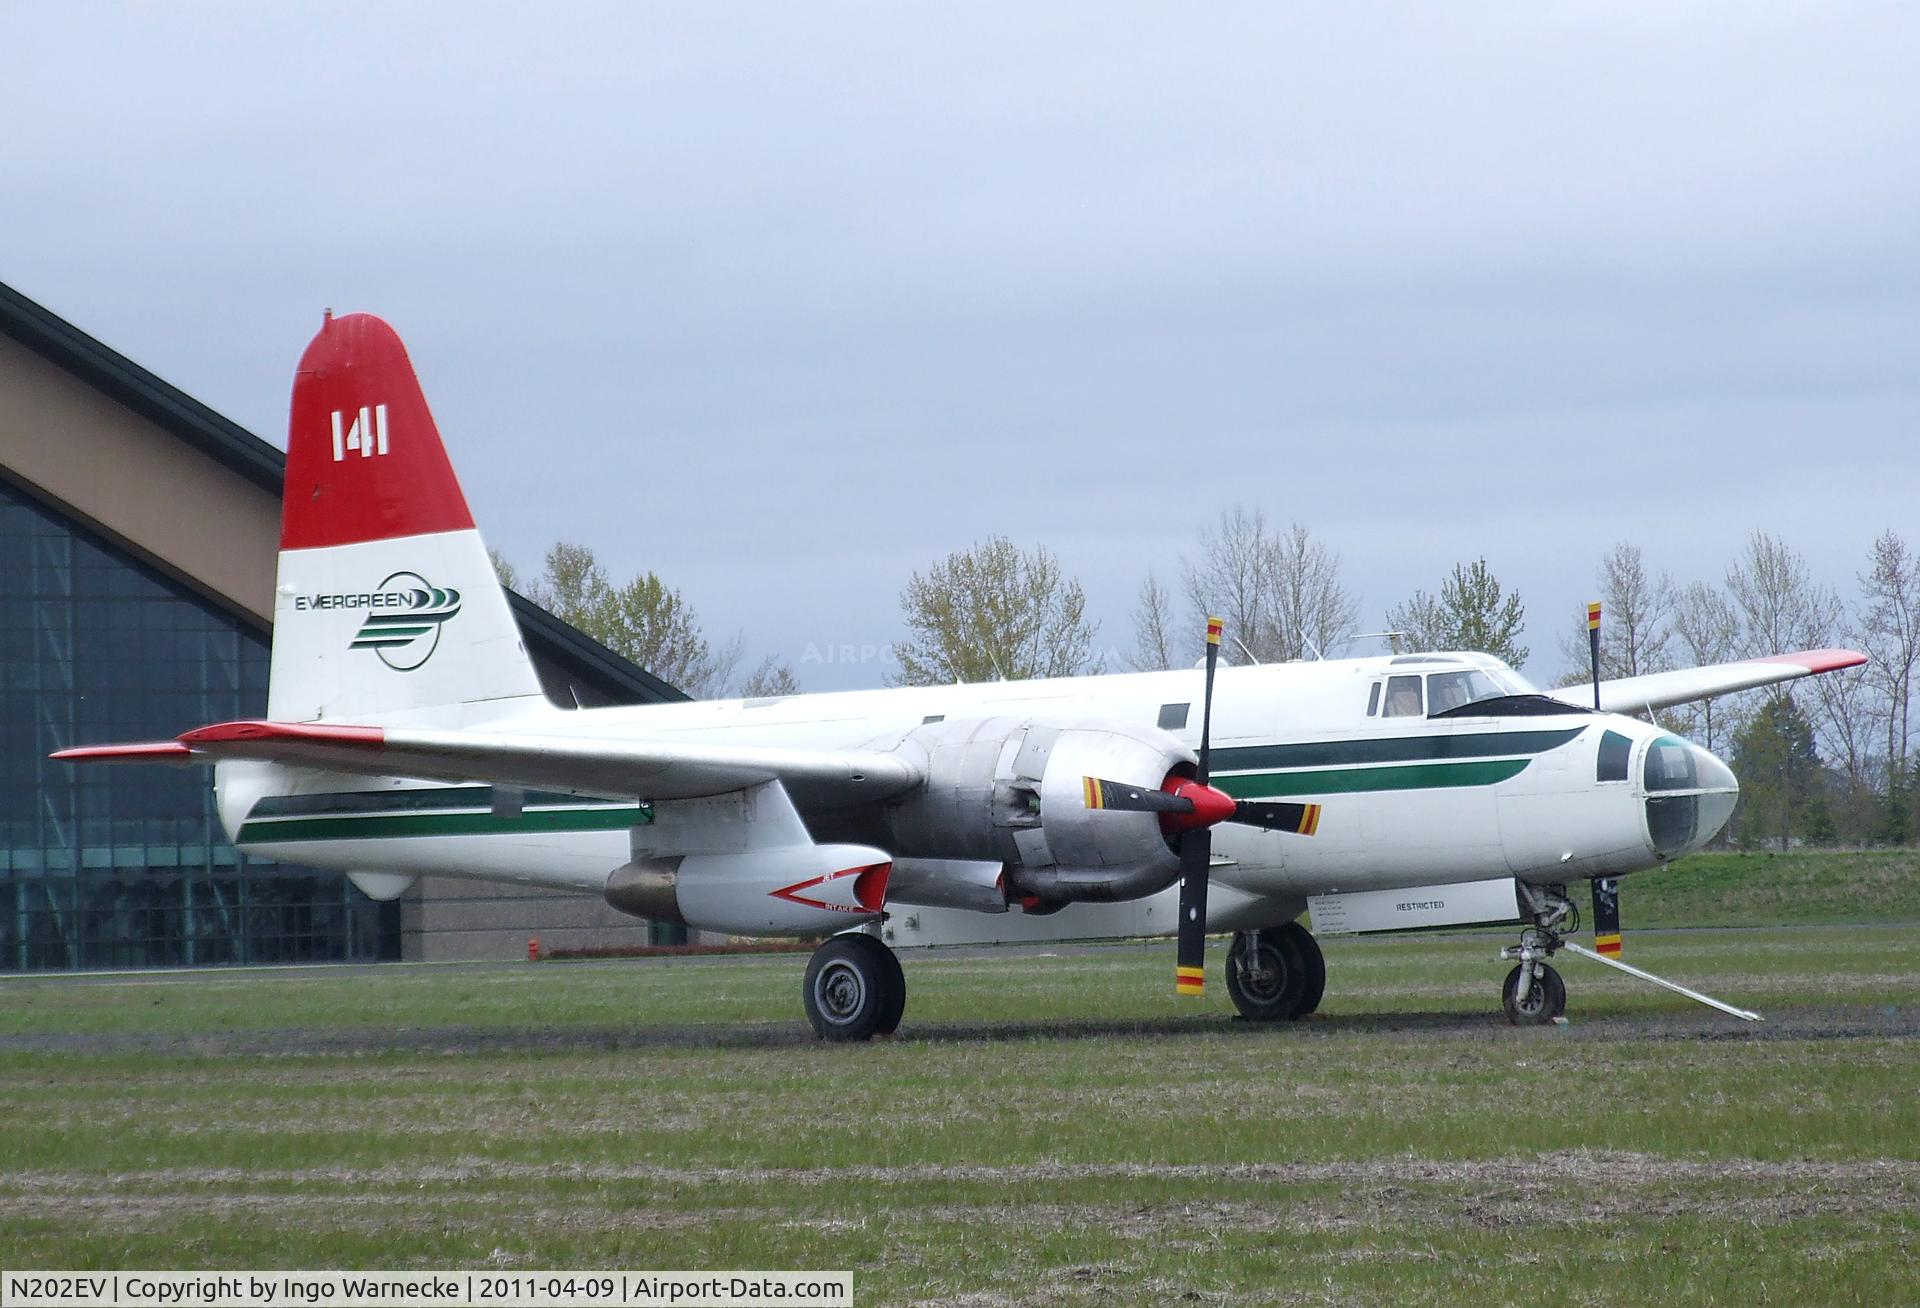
[1159,777,1238,833]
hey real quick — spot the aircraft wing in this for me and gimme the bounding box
[53,719,924,809]
[1557,648,1867,715]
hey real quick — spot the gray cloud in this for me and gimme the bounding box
[5,2,1917,687]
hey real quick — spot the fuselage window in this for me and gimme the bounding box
[922,714,945,724]
[1365,683,1381,716]
[1597,729,1631,781]
[1158,702,1190,730]
[1382,675,1423,717]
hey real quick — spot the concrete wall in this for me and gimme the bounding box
[400,878,660,961]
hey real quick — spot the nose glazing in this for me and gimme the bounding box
[1643,736,1740,859]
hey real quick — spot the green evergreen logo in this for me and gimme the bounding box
[349,571,462,671]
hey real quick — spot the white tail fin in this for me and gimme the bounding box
[268,313,546,724]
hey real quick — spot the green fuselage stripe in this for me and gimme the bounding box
[1214,758,1530,797]
[238,806,651,843]
[237,729,1563,845]
[1211,728,1580,772]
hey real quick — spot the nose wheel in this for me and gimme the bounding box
[1502,960,1566,1024]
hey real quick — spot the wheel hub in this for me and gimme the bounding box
[815,961,866,1023]
[1236,944,1287,1004]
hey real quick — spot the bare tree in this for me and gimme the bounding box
[1558,542,1674,681]
[1271,522,1360,661]
[892,536,1101,686]
[1669,581,1744,752]
[1128,571,1177,672]
[1726,531,1841,663]
[1860,530,1920,782]
[1180,507,1357,662]
[1805,628,1876,826]
[1182,506,1277,661]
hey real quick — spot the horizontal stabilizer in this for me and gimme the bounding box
[49,742,197,765]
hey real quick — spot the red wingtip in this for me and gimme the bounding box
[281,313,475,551]
[1747,649,1868,674]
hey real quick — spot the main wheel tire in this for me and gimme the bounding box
[837,932,907,1035]
[1502,962,1564,1026]
[1277,921,1326,1016]
[1226,930,1303,1021]
[803,936,890,1041]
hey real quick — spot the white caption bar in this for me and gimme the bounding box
[0,1272,853,1308]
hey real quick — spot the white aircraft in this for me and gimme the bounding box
[58,313,1865,1039]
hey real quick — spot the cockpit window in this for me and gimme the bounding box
[1366,683,1381,716]
[1484,666,1537,696]
[1382,675,1423,717]
[1597,730,1632,782]
[1425,670,1505,715]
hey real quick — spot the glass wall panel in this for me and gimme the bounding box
[0,479,399,970]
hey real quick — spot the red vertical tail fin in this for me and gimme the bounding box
[270,313,545,723]
[282,312,475,550]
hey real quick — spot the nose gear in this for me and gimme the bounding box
[1497,883,1575,1025]
[1497,880,1762,1025]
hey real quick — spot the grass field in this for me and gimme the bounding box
[1625,848,1920,928]
[2,909,1916,1305]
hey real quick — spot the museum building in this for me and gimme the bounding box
[0,281,685,971]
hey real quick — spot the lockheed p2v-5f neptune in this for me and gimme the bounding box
[57,313,1866,1038]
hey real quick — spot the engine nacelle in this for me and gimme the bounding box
[881,717,1190,905]
[604,843,891,937]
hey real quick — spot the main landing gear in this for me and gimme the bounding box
[1499,883,1573,1025]
[802,931,906,1042]
[1226,922,1326,1021]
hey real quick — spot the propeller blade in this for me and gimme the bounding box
[1176,616,1225,996]
[1198,617,1221,784]
[1592,876,1622,956]
[1175,827,1212,995]
[1230,800,1323,836]
[1082,776,1193,815]
[1587,601,1602,712]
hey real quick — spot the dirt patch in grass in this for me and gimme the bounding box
[0,1002,1913,1059]
[4,1152,1913,1239]
[9,1150,1917,1193]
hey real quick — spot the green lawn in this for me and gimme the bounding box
[1628,847,1920,927]
[2,926,1916,1305]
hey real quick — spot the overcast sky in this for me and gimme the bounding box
[6,3,1917,690]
